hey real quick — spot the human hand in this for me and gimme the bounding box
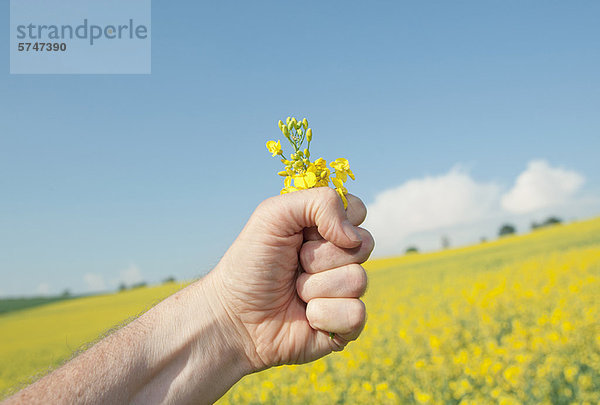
[3,187,373,405]
[204,187,374,371]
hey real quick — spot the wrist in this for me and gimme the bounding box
[200,266,267,372]
[195,271,259,373]
[131,272,254,404]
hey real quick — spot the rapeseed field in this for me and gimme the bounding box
[0,282,185,396]
[1,218,599,404]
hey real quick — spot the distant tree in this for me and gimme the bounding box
[441,235,450,250]
[60,289,71,298]
[131,282,148,289]
[405,246,419,254]
[162,276,176,284]
[118,283,127,292]
[480,237,487,243]
[544,216,562,226]
[498,224,516,237]
[531,216,563,230]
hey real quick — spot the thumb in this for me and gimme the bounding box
[257,188,362,249]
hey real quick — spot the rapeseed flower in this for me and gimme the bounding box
[266,116,355,208]
[266,140,282,157]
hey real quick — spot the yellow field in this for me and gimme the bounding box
[0,282,186,396]
[2,218,600,403]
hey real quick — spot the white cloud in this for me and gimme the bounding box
[36,283,51,296]
[84,273,106,292]
[119,264,143,286]
[364,167,500,256]
[364,161,593,257]
[501,160,585,214]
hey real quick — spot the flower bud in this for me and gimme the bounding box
[278,120,284,130]
[283,126,290,137]
[287,122,294,131]
[286,117,291,125]
[306,128,312,142]
[291,117,297,127]
[304,148,310,158]
[302,118,308,129]
[290,153,297,160]
[278,170,288,177]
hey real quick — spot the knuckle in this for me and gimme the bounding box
[256,196,275,213]
[359,229,375,258]
[355,195,366,212]
[299,242,317,271]
[295,272,310,300]
[254,197,280,222]
[347,194,367,217]
[347,265,368,296]
[320,186,340,206]
[347,300,366,331]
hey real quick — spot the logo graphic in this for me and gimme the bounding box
[10,0,151,74]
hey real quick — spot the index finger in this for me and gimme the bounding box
[304,194,366,242]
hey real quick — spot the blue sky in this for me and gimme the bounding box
[1,1,599,296]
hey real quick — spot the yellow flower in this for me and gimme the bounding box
[280,185,299,194]
[330,158,355,182]
[375,382,389,391]
[314,157,327,169]
[266,140,282,157]
[335,186,348,209]
[269,118,355,208]
[280,176,299,194]
[330,176,349,207]
[277,170,292,177]
[414,390,431,404]
[564,366,577,382]
[294,172,318,189]
[331,177,345,189]
[303,159,330,188]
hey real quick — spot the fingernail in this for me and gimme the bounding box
[343,221,362,244]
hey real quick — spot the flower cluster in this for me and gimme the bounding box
[266,116,355,208]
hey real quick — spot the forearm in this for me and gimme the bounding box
[5,273,252,405]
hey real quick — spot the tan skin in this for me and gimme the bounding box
[4,188,374,405]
